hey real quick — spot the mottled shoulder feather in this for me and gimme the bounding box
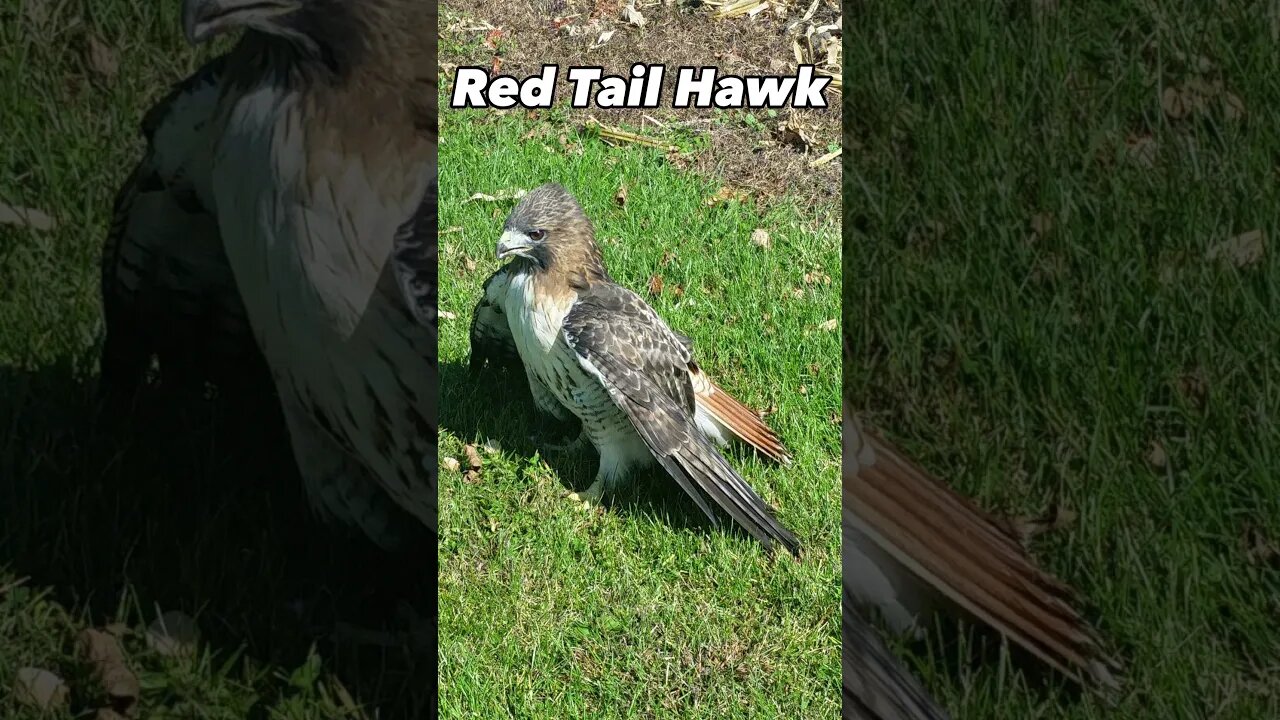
[391,177,438,330]
[561,282,694,413]
[140,55,227,143]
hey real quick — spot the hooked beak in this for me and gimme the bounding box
[183,0,302,44]
[496,231,536,261]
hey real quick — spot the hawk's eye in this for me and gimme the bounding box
[528,229,546,242]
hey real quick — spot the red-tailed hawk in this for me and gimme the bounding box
[182,0,437,548]
[99,55,270,401]
[843,339,1120,712]
[482,183,799,555]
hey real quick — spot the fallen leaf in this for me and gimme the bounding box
[463,444,483,483]
[751,228,771,249]
[13,668,69,710]
[491,56,503,75]
[1161,86,1192,119]
[670,284,684,297]
[659,250,674,266]
[462,255,477,272]
[1176,369,1208,408]
[818,318,838,332]
[614,183,628,207]
[465,189,527,203]
[483,28,505,49]
[1224,92,1246,121]
[775,118,813,150]
[1124,134,1158,168]
[1007,504,1078,544]
[86,33,118,80]
[1243,524,1280,567]
[1029,212,1054,239]
[443,457,461,473]
[79,628,140,713]
[1145,439,1168,470]
[1207,229,1265,268]
[647,274,664,295]
[439,310,457,320]
[0,203,55,230]
[705,186,748,207]
[594,29,615,47]
[146,610,199,657]
[623,0,647,26]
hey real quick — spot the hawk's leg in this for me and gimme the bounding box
[567,478,605,508]
[565,443,626,510]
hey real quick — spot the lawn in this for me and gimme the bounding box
[435,105,842,717]
[845,1,1280,717]
[0,2,433,717]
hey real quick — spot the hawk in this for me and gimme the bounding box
[471,262,792,466]
[99,55,270,401]
[843,339,1121,712]
[484,183,799,555]
[182,0,438,548]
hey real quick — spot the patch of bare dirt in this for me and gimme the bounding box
[440,0,841,212]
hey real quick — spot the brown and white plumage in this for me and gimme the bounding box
[470,263,792,466]
[185,0,437,546]
[844,590,950,720]
[843,339,1121,704]
[99,56,269,400]
[491,183,798,555]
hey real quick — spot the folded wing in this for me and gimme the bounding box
[561,283,800,556]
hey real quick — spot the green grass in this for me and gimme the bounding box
[845,1,1280,717]
[436,107,842,718]
[0,2,431,717]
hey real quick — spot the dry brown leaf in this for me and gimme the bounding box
[1176,369,1208,408]
[1145,439,1168,470]
[79,628,140,713]
[647,274,664,295]
[705,186,748,207]
[443,457,461,473]
[614,183,629,207]
[13,668,69,710]
[622,0,646,26]
[1161,86,1191,119]
[751,228,771,249]
[86,33,118,80]
[463,255,477,272]
[1007,503,1078,544]
[1125,134,1158,168]
[670,284,684,297]
[0,203,55,230]
[463,444,483,483]
[465,189,526,203]
[1224,92,1246,121]
[775,118,812,150]
[146,611,199,657]
[1207,229,1265,268]
[659,250,674,266]
[1029,212,1054,239]
[1243,524,1280,567]
[818,318,838,332]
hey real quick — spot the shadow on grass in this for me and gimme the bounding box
[0,360,435,718]
[439,358,743,540]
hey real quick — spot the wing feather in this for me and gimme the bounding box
[844,591,951,720]
[562,284,800,556]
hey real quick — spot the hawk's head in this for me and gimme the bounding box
[183,0,307,44]
[496,184,607,285]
